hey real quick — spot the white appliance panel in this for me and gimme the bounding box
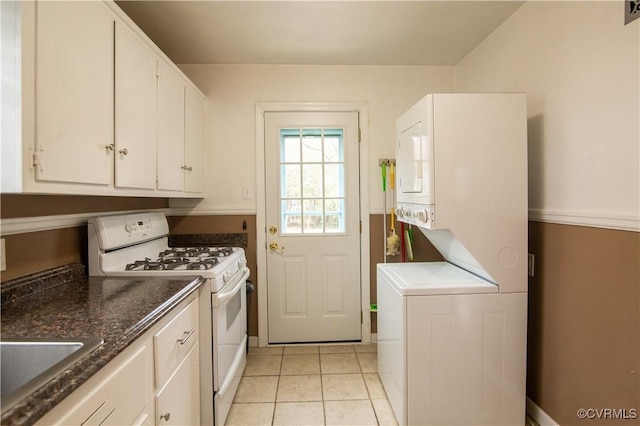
[398,120,431,197]
[211,268,248,426]
[88,212,169,252]
[377,263,527,426]
[377,269,407,426]
[380,261,497,296]
[212,268,249,391]
[394,93,528,293]
[406,292,527,425]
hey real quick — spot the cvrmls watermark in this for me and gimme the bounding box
[577,408,638,420]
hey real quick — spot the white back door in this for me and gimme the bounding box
[264,111,361,343]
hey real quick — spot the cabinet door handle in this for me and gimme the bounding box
[177,328,195,345]
[119,148,128,156]
[160,412,171,422]
[105,144,115,151]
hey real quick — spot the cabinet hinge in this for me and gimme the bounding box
[361,311,364,324]
[32,152,41,167]
[360,220,362,234]
[358,128,361,143]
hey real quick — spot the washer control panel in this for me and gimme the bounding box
[396,203,435,228]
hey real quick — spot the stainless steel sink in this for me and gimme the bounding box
[1,337,103,411]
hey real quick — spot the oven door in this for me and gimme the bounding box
[211,267,249,424]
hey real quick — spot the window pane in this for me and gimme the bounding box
[324,133,343,162]
[303,199,323,233]
[282,199,301,234]
[325,199,345,233]
[277,127,347,236]
[302,130,322,163]
[302,164,323,198]
[281,164,301,198]
[324,164,344,197]
[282,135,300,163]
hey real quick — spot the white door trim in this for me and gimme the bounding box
[256,102,370,347]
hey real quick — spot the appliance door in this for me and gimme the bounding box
[377,265,407,426]
[211,267,249,425]
[396,95,434,207]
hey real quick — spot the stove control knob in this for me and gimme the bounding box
[223,270,233,283]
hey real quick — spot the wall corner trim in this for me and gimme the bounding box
[0,208,174,236]
[529,209,640,232]
[526,397,560,426]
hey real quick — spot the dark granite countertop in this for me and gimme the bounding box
[0,267,203,426]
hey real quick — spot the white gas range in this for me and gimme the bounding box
[88,212,248,426]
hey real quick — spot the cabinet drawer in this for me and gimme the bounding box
[36,343,150,426]
[154,299,199,386]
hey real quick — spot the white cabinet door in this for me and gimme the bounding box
[35,344,151,426]
[155,344,200,426]
[157,60,185,192]
[184,87,206,193]
[114,20,157,190]
[35,1,114,185]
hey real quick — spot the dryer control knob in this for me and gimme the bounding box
[125,223,134,233]
[417,210,428,223]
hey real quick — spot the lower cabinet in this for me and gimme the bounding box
[35,340,152,425]
[155,344,200,425]
[35,295,199,426]
[153,298,201,425]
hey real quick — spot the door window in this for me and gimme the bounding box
[280,128,346,235]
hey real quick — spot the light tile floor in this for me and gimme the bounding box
[227,344,398,426]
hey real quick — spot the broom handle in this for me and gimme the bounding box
[390,162,395,232]
[382,162,387,263]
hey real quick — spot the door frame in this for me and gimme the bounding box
[255,102,371,347]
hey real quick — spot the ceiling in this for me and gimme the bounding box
[116,1,525,66]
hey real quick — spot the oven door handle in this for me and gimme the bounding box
[212,267,250,308]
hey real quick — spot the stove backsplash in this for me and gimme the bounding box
[168,233,248,249]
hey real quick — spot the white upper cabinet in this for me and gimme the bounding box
[114,20,158,190]
[157,60,186,192]
[2,0,206,197]
[157,63,207,195]
[184,86,206,193]
[34,1,114,186]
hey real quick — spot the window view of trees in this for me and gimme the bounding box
[280,128,345,234]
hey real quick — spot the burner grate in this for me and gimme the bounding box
[125,247,234,272]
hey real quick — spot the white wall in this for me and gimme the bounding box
[172,65,454,213]
[456,1,640,231]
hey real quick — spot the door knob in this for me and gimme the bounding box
[269,242,285,252]
[269,226,278,234]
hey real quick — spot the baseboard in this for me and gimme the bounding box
[527,397,559,426]
[248,335,259,348]
[250,334,376,347]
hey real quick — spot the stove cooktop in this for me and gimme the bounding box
[124,247,239,272]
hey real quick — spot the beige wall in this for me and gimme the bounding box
[455,2,640,424]
[456,1,639,228]
[173,64,454,214]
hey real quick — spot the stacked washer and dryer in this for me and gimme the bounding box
[377,93,528,425]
